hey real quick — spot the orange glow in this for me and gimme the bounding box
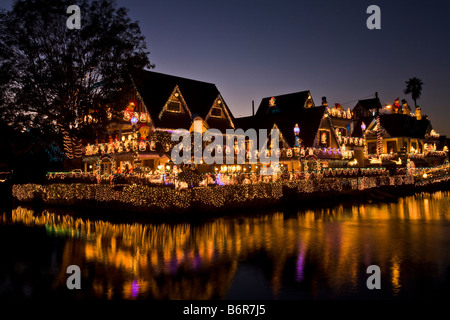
[8,194,450,299]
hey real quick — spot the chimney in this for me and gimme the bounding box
[252,100,255,116]
[375,92,378,99]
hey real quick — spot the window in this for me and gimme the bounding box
[210,107,223,118]
[368,142,377,154]
[319,130,330,147]
[167,101,181,112]
[387,141,397,153]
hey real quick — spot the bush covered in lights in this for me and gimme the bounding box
[13,173,415,213]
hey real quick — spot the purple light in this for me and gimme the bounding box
[131,117,138,124]
[193,253,202,270]
[361,122,366,131]
[131,280,139,297]
[296,245,305,282]
[170,256,178,275]
[215,173,224,186]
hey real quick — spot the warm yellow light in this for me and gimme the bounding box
[386,105,391,109]
[423,173,428,178]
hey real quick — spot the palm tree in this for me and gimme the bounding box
[404,77,423,108]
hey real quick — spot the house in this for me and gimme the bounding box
[353,93,382,120]
[362,106,447,166]
[82,70,236,174]
[81,72,447,174]
[234,92,361,171]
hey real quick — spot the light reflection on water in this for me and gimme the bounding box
[1,191,450,299]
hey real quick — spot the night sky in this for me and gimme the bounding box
[1,0,450,136]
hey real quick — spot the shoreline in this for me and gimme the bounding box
[8,176,450,223]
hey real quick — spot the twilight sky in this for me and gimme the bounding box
[1,0,450,136]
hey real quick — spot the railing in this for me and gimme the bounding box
[46,166,396,189]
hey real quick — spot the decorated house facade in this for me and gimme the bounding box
[351,93,448,166]
[82,70,236,175]
[80,70,447,176]
[360,104,447,167]
[81,71,365,176]
[234,92,363,171]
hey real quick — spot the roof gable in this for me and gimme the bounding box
[204,94,235,130]
[158,86,191,118]
[351,116,374,137]
[235,106,326,148]
[130,69,223,127]
[366,114,431,139]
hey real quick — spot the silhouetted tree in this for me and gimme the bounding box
[0,0,153,165]
[404,77,423,108]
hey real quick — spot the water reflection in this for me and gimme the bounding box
[3,191,450,299]
[391,256,401,295]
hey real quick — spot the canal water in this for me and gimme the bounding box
[0,191,449,300]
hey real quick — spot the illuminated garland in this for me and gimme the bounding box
[376,115,383,155]
[13,173,417,211]
[84,133,358,162]
[46,166,391,186]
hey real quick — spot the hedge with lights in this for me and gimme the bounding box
[12,173,416,213]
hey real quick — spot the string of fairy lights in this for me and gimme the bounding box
[13,173,415,211]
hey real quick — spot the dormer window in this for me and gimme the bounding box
[167,100,181,112]
[210,107,223,118]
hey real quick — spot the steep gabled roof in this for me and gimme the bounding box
[256,91,312,116]
[381,114,430,138]
[352,116,375,137]
[367,114,431,138]
[206,117,234,132]
[130,69,233,129]
[235,106,326,148]
[353,97,382,111]
[158,112,192,130]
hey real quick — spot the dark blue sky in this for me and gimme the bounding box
[2,0,450,135]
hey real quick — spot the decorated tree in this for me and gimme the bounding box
[0,0,153,168]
